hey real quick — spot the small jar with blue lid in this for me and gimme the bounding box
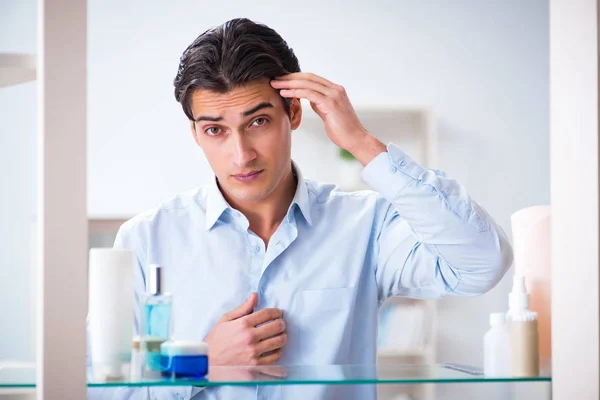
[160,341,209,378]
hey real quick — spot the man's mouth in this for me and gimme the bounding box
[232,170,264,183]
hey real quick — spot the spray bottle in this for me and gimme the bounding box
[506,275,539,377]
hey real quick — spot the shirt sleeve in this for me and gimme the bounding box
[362,143,513,302]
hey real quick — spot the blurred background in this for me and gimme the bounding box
[0,0,549,399]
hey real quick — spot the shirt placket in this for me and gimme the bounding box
[247,231,265,306]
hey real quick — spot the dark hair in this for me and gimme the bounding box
[173,18,301,121]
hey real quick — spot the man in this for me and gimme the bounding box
[89,18,512,400]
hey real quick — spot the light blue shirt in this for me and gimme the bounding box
[88,143,512,400]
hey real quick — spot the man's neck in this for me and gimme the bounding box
[223,166,297,247]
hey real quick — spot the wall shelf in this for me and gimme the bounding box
[0,53,36,88]
[0,363,551,388]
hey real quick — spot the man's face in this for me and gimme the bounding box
[190,80,302,204]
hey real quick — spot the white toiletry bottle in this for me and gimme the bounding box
[130,336,143,380]
[484,312,511,376]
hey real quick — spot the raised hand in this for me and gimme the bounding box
[271,73,386,165]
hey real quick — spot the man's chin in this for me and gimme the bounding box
[226,187,272,204]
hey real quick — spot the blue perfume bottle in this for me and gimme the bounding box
[143,265,172,374]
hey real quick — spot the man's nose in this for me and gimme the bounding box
[231,132,257,167]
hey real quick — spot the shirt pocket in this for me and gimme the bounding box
[292,287,355,364]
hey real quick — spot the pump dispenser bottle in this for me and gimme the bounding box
[506,275,539,377]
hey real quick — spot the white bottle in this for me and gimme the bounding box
[484,312,511,376]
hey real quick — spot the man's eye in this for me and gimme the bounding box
[205,127,221,136]
[252,117,269,127]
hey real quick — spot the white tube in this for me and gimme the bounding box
[88,248,134,380]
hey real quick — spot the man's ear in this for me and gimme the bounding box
[190,120,202,148]
[289,98,302,130]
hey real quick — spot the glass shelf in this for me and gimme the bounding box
[0,364,551,388]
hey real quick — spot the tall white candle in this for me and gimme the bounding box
[510,205,551,362]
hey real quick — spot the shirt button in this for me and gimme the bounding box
[389,166,398,174]
[253,245,260,253]
[399,160,407,167]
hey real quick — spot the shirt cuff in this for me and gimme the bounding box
[361,143,426,201]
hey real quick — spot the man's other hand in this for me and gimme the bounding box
[204,292,287,366]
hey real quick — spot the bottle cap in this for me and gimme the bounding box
[508,275,529,310]
[489,312,506,327]
[148,264,163,295]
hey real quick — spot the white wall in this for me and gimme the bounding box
[88,0,548,375]
[88,0,549,221]
[0,0,38,362]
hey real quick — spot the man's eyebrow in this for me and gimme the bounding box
[194,102,274,122]
[194,115,222,122]
[242,102,274,116]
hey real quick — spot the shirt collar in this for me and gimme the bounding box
[204,176,230,231]
[204,160,313,231]
[289,160,313,227]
